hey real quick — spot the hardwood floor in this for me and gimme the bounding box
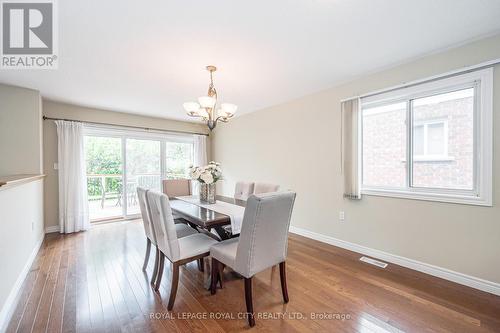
[5,220,500,333]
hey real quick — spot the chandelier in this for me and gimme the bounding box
[183,65,237,131]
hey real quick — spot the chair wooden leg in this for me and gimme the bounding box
[217,262,224,289]
[279,261,289,303]
[167,263,180,310]
[150,247,160,286]
[197,258,204,272]
[142,238,151,271]
[210,257,219,295]
[244,277,255,327]
[154,252,165,291]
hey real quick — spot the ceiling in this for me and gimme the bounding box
[1,0,500,122]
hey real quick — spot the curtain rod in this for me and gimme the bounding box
[340,58,500,103]
[42,116,209,136]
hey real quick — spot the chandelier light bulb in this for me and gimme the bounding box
[183,102,200,114]
[220,103,237,117]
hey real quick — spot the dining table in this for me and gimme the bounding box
[170,195,247,240]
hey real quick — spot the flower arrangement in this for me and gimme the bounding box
[189,161,222,185]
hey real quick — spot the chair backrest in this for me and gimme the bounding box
[234,181,254,201]
[137,187,157,244]
[234,191,296,278]
[163,179,192,198]
[146,190,180,261]
[253,182,280,194]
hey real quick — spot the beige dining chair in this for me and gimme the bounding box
[137,187,157,272]
[163,179,192,223]
[137,187,198,285]
[210,191,297,326]
[222,181,276,236]
[234,181,254,201]
[253,182,280,194]
[163,179,192,197]
[146,190,218,310]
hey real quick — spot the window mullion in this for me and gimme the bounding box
[406,100,413,190]
[423,124,428,155]
[160,140,166,180]
[121,136,127,218]
[473,82,480,195]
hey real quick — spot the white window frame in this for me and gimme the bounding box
[360,68,493,206]
[83,125,196,219]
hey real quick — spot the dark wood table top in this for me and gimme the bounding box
[170,195,246,229]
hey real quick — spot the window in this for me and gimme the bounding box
[83,126,197,220]
[360,68,493,206]
[413,120,448,160]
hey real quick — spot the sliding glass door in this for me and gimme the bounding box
[165,141,194,179]
[84,127,195,222]
[84,136,123,221]
[125,138,161,215]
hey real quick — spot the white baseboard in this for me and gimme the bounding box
[45,225,60,234]
[289,226,500,296]
[0,234,45,332]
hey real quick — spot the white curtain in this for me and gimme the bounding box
[341,98,362,200]
[193,134,208,193]
[55,120,90,233]
[194,134,208,167]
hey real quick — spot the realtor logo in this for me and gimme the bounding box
[1,0,57,69]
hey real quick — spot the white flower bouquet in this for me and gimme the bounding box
[189,161,222,184]
[189,162,222,203]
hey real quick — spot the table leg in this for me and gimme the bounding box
[213,226,231,240]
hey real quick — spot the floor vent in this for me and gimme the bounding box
[360,256,388,268]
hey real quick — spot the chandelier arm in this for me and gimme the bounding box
[215,116,229,123]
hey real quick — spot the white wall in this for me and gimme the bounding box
[0,180,45,329]
[212,34,500,287]
[0,83,45,329]
[0,84,43,176]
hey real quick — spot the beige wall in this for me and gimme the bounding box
[0,84,43,176]
[43,100,211,229]
[212,34,500,284]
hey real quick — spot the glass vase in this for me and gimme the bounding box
[200,183,216,204]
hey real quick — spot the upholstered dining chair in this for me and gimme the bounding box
[146,190,219,310]
[163,179,192,197]
[210,191,296,326]
[253,182,280,194]
[234,181,254,200]
[221,181,255,236]
[162,179,192,223]
[137,187,198,285]
[222,181,277,236]
[137,187,157,272]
